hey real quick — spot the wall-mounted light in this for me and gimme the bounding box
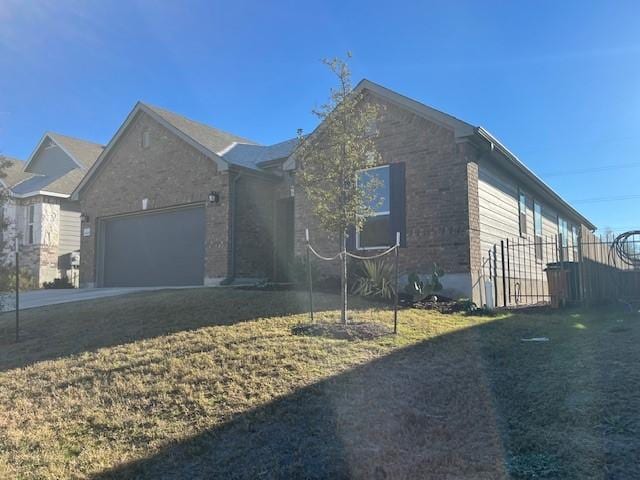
[80,213,90,223]
[208,191,220,204]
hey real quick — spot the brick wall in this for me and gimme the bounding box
[79,111,230,286]
[293,93,478,297]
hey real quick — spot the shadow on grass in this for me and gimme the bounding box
[92,323,508,480]
[0,288,381,372]
[91,306,640,479]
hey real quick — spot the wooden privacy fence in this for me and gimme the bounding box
[480,229,640,308]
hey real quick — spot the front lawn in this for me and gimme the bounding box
[0,289,638,479]
[0,288,506,479]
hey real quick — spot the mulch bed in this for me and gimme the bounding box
[292,321,393,340]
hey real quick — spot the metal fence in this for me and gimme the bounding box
[480,230,640,308]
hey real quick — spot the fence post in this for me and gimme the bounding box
[576,229,584,304]
[506,239,511,305]
[15,242,19,343]
[501,240,507,307]
[493,244,498,307]
[305,229,314,324]
[394,232,400,334]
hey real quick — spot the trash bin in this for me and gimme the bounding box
[545,262,579,307]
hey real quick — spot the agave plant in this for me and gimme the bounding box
[350,258,396,300]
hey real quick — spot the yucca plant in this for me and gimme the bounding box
[350,258,396,300]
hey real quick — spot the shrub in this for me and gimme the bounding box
[43,277,74,289]
[404,263,445,302]
[350,258,395,300]
[0,267,37,291]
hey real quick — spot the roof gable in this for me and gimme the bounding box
[25,132,102,174]
[73,102,286,199]
[143,103,257,155]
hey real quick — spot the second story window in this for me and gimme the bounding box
[518,191,527,236]
[27,205,35,244]
[356,165,391,249]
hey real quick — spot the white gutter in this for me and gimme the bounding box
[11,190,70,199]
[475,127,596,231]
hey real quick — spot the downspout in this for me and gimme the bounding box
[223,171,243,284]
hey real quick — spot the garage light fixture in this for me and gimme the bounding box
[80,213,90,223]
[208,191,220,204]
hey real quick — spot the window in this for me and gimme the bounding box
[558,216,569,260]
[356,165,391,249]
[534,201,543,260]
[518,191,527,236]
[558,217,569,247]
[27,205,35,244]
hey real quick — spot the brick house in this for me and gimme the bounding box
[2,133,103,286]
[73,80,595,303]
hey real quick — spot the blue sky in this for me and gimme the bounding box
[1,0,639,232]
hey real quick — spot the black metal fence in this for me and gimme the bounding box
[480,230,640,308]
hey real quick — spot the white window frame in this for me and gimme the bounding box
[533,201,543,261]
[558,216,569,247]
[518,190,527,237]
[355,164,391,250]
[26,204,35,245]
[533,201,543,237]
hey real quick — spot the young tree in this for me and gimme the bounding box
[0,154,13,309]
[296,54,383,324]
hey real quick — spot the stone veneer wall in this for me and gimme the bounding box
[12,196,60,287]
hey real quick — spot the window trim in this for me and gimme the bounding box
[533,200,543,261]
[355,164,391,250]
[27,204,35,245]
[518,189,527,237]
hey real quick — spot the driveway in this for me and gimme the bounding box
[1,287,182,312]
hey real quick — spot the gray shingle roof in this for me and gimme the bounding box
[141,103,298,171]
[142,103,258,155]
[10,134,103,197]
[11,169,86,196]
[221,138,299,169]
[1,157,34,188]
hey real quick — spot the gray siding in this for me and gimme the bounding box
[478,161,562,257]
[27,144,77,177]
[59,201,81,256]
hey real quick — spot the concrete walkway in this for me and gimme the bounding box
[1,286,179,312]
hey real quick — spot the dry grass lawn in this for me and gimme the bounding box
[0,288,638,479]
[0,288,506,479]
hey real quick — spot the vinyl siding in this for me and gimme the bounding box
[59,202,81,256]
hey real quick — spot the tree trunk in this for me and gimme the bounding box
[340,230,348,324]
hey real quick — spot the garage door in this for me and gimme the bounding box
[101,206,205,287]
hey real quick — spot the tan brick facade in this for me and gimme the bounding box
[79,111,231,287]
[294,94,481,298]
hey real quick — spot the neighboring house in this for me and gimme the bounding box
[72,80,595,304]
[1,133,103,286]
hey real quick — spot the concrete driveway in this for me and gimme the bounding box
[1,287,180,312]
